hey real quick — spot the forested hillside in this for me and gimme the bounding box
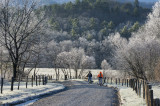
[41,0,150,40]
[33,0,152,69]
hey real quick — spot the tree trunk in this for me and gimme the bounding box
[69,68,71,79]
[13,63,17,79]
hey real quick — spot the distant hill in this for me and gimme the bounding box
[115,0,157,8]
[116,0,157,3]
[39,0,75,5]
[39,0,157,8]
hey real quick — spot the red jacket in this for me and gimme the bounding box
[97,72,103,78]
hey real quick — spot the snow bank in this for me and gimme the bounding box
[0,82,65,105]
[104,83,146,106]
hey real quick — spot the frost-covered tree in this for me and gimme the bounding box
[59,40,73,52]
[69,48,85,78]
[57,51,70,79]
[101,33,127,68]
[46,40,61,80]
[115,39,160,80]
[79,55,96,78]
[101,59,112,78]
[114,1,160,80]
[0,0,45,78]
[101,59,111,70]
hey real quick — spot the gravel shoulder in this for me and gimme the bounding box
[30,80,119,106]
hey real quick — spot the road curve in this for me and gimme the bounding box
[30,80,119,106]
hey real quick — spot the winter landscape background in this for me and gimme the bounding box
[0,0,160,105]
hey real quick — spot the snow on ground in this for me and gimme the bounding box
[104,83,147,106]
[152,86,160,99]
[26,68,123,79]
[16,99,39,106]
[152,86,160,98]
[150,82,160,99]
[0,82,65,105]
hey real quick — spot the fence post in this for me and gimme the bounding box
[125,79,126,86]
[45,76,47,85]
[26,76,28,88]
[122,79,123,86]
[154,98,160,106]
[32,75,33,87]
[11,77,14,91]
[36,76,37,86]
[104,77,106,83]
[18,76,21,90]
[1,78,3,94]
[116,78,117,85]
[131,79,133,88]
[145,84,148,104]
[148,85,152,106]
[139,82,141,97]
[133,79,135,91]
[43,75,45,85]
[111,78,112,84]
[149,90,153,106]
[135,80,138,94]
[129,79,130,87]
[143,81,145,99]
[127,79,128,87]
[39,75,41,85]
[119,78,120,85]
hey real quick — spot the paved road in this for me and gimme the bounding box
[30,81,119,106]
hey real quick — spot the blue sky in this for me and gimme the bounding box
[139,0,158,2]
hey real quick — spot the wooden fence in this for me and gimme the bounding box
[104,78,160,106]
[0,75,54,94]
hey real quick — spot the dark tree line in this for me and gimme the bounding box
[38,0,150,40]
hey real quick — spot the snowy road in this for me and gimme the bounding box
[30,80,119,106]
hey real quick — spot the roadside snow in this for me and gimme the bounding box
[152,86,160,99]
[16,99,39,106]
[0,82,65,105]
[104,83,146,106]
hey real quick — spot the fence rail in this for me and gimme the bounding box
[104,77,160,106]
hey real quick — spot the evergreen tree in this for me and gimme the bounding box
[107,21,114,30]
[134,0,139,8]
[120,26,129,38]
[129,21,140,32]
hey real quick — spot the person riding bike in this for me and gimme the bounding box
[97,71,103,86]
[87,71,92,83]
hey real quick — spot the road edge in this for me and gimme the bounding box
[1,85,67,106]
[105,85,121,106]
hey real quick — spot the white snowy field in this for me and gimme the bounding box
[26,68,125,79]
[104,83,147,106]
[0,82,65,105]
